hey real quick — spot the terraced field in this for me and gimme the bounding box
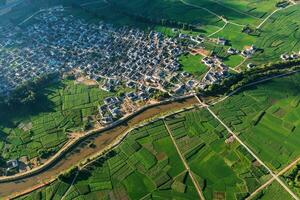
[17,106,288,200]
[17,120,200,200]
[165,109,271,199]
[252,5,300,64]
[212,73,300,171]
[0,79,113,162]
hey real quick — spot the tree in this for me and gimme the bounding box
[0,156,5,167]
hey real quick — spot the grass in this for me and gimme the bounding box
[224,55,245,68]
[179,54,208,78]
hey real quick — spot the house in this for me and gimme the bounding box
[247,63,256,69]
[280,54,290,61]
[101,116,113,125]
[6,159,19,174]
[217,38,227,46]
[227,47,237,55]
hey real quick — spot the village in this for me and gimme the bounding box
[0,6,236,131]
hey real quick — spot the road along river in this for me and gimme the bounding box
[0,96,199,198]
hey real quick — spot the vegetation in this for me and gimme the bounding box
[204,58,300,96]
[18,119,200,200]
[283,163,300,196]
[165,109,270,199]
[252,182,293,200]
[0,78,114,161]
[212,73,300,170]
[179,54,208,78]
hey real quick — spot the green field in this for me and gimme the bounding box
[251,5,300,64]
[19,107,273,200]
[212,73,300,171]
[253,181,294,200]
[185,0,278,26]
[179,54,208,78]
[165,109,270,200]
[0,79,113,162]
[18,120,199,200]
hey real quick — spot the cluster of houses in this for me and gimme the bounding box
[0,159,19,176]
[280,51,300,61]
[0,6,187,97]
[201,56,229,85]
[98,87,155,125]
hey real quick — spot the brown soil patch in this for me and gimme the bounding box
[76,77,98,86]
[156,152,167,161]
[190,48,211,57]
[213,191,226,200]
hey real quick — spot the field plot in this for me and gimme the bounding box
[179,54,208,78]
[18,120,199,200]
[252,5,300,64]
[213,24,257,50]
[183,0,272,26]
[107,0,224,35]
[165,108,271,200]
[0,79,113,161]
[213,0,278,20]
[212,73,300,171]
[252,181,294,200]
[283,162,300,197]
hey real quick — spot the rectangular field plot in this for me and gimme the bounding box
[212,73,300,171]
[165,108,271,200]
[20,119,200,200]
[252,181,294,200]
[0,79,113,161]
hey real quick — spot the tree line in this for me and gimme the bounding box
[203,59,300,96]
[71,1,197,31]
[0,72,59,107]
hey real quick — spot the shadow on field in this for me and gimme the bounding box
[0,81,65,129]
[74,150,117,183]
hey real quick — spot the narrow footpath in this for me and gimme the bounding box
[194,95,300,200]
[164,120,205,200]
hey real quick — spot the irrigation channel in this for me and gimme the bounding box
[0,96,199,198]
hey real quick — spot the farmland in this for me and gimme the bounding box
[2,0,300,199]
[165,109,271,199]
[17,119,200,200]
[251,5,300,64]
[0,78,113,163]
[212,73,300,171]
[253,182,294,200]
[18,107,276,200]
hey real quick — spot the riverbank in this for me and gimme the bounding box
[0,96,198,198]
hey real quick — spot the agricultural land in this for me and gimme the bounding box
[1,0,300,199]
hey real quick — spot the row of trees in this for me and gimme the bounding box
[71,2,197,31]
[203,59,300,96]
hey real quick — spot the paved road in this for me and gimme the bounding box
[164,120,205,200]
